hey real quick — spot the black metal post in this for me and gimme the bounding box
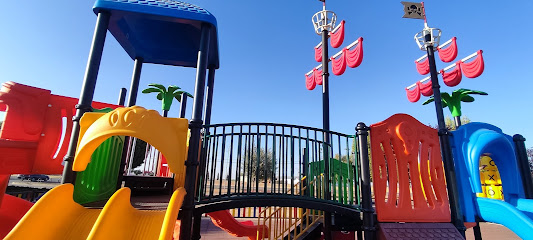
[473,219,483,240]
[179,94,188,118]
[116,57,144,190]
[180,23,211,240]
[513,134,533,199]
[356,123,375,240]
[61,11,110,184]
[203,68,216,126]
[320,28,333,240]
[118,88,127,106]
[425,33,466,236]
[127,58,143,107]
[191,67,216,240]
[303,147,310,197]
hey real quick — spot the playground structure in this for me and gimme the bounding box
[1,1,533,240]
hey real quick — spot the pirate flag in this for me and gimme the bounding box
[401,2,425,19]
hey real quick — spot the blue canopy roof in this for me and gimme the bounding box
[94,0,219,68]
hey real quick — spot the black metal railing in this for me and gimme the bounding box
[197,123,360,206]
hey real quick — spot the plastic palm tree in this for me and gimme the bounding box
[423,88,487,128]
[142,83,193,117]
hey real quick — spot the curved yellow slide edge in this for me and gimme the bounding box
[73,106,189,175]
[87,187,186,240]
[4,184,101,240]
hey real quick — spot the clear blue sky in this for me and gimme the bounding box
[1,1,533,146]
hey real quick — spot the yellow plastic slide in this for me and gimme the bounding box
[4,184,101,239]
[5,184,186,240]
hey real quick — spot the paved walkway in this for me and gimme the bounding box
[465,222,520,240]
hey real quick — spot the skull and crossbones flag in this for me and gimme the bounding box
[401,2,425,19]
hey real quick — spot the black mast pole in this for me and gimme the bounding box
[319,2,332,239]
[425,33,466,237]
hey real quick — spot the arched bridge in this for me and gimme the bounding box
[194,122,364,215]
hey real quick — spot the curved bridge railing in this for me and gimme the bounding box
[196,122,361,211]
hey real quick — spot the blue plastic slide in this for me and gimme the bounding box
[476,197,533,240]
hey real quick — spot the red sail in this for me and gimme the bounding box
[437,37,458,63]
[305,72,316,90]
[346,38,364,68]
[461,50,484,78]
[314,45,322,62]
[415,57,430,75]
[441,62,463,87]
[419,80,433,97]
[330,20,345,48]
[406,85,421,103]
[314,68,323,85]
[331,52,347,76]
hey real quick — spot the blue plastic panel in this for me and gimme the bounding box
[94,0,219,68]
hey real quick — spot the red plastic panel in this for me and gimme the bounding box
[330,20,345,48]
[0,82,51,142]
[461,50,484,78]
[346,37,364,68]
[305,72,316,90]
[405,85,420,103]
[419,80,433,97]
[331,52,346,76]
[370,114,451,222]
[437,37,458,63]
[0,82,122,175]
[32,95,121,174]
[415,57,430,75]
[441,62,463,87]
[314,45,322,62]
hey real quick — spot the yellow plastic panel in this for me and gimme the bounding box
[73,106,188,176]
[87,187,186,240]
[5,184,101,240]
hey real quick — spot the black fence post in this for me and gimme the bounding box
[356,123,375,240]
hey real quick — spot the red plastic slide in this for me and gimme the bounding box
[207,210,269,240]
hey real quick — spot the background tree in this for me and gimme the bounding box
[423,88,487,128]
[243,147,276,181]
[142,83,193,117]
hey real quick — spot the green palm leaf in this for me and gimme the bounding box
[167,85,181,93]
[148,83,167,92]
[141,87,162,94]
[461,95,475,102]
